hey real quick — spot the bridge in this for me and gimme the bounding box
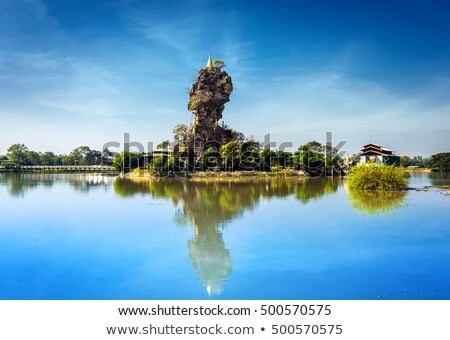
[0,165,117,173]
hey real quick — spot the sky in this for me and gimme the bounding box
[0,0,449,156]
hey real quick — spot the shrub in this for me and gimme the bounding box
[347,164,407,190]
[429,153,450,171]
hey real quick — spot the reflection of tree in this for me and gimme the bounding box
[348,189,407,215]
[294,178,340,203]
[0,173,48,197]
[0,173,112,197]
[113,178,151,197]
[429,172,450,185]
[113,177,341,295]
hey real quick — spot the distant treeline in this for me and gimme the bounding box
[2,142,449,174]
[0,144,113,167]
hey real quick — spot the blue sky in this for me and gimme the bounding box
[0,0,449,156]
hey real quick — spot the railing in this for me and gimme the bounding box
[1,165,116,172]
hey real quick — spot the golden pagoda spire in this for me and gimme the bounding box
[206,52,213,68]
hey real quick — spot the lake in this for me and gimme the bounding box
[0,172,449,299]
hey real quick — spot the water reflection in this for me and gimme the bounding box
[429,172,450,185]
[295,178,340,203]
[188,221,232,296]
[2,173,447,298]
[347,189,407,215]
[0,173,114,197]
[113,177,340,295]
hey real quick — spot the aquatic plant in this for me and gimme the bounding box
[347,163,407,190]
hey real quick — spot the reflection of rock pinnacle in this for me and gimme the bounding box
[188,223,232,296]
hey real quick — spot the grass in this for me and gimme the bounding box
[347,163,407,190]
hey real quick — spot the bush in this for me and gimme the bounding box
[347,164,407,190]
[400,156,411,167]
[429,153,450,171]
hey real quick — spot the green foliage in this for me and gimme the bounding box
[157,140,171,150]
[221,124,245,143]
[429,153,450,171]
[214,60,226,69]
[61,146,102,166]
[347,164,407,190]
[151,156,169,174]
[113,152,139,173]
[25,151,42,165]
[410,156,430,168]
[240,141,261,170]
[1,161,16,169]
[273,150,293,168]
[293,141,341,174]
[219,141,241,171]
[201,147,222,169]
[172,124,189,147]
[400,156,411,167]
[40,152,56,166]
[3,144,105,168]
[148,155,183,174]
[7,143,29,165]
[187,96,199,111]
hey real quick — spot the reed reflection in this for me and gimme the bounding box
[347,189,407,215]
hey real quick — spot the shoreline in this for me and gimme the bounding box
[402,167,432,173]
[123,170,310,180]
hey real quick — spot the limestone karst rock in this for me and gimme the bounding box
[187,62,233,144]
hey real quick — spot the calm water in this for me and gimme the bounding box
[0,172,449,300]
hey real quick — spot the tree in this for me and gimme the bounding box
[157,140,171,150]
[101,148,115,165]
[293,141,343,175]
[85,150,102,165]
[214,60,226,69]
[272,150,293,168]
[40,152,56,166]
[7,144,29,165]
[294,141,324,172]
[260,148,275,171]
[151,156,169,174]
[113,152,139,173]
[25,151,42,165]
[410,156,430,168]
[54,155,64,166]
[172,124,189,146]
[219,141,242,171]
[201,147,222,170]
[64,146,102,165]
[429,153,450,171]
[221,124,245,143]
[66,146,90,165]
[400,156,411,167]
[62,155,75,165]
[240,141,261,170]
